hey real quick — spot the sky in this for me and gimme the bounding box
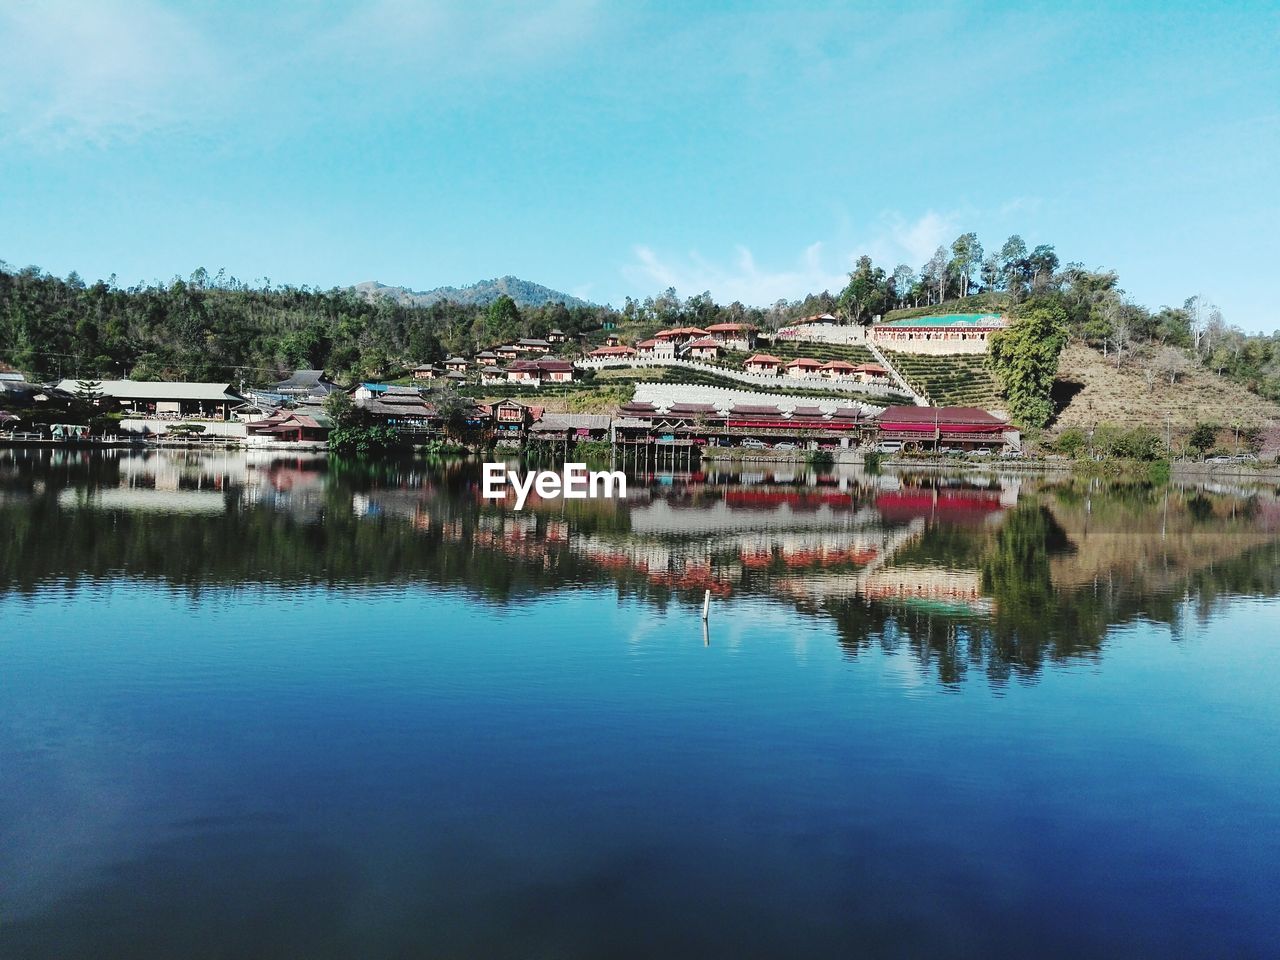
[1,0,1277,331]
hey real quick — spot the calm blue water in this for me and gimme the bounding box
[2,450,1278,958]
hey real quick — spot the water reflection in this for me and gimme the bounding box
[3,447,1278,687]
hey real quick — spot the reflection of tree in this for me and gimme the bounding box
[4,452,1280,689]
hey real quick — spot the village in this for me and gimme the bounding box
[0,312,1029,460]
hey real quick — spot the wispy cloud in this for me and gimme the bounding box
[0,0,602,147]
[621,210,965,306]
[623,241,847,306]
[0,1,227,146]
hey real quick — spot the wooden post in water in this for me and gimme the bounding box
[702,589,710,621]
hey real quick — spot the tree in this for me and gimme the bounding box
[838,256,889,324]
[980,254,999,293]
[484,294,522,345]
[986,298,1069,427]
[998,235,1027,291]
[891,265,915,308]
[949,232,983,299]
[1027,244,1059,288]
[323,389,357,427]
[923,246,950,305]
[1188,422,1217,458]
[1153,345,1188,386]
[71,379,105,431]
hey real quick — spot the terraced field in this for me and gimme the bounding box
[885,352,1004,408]
[751,340,878,365]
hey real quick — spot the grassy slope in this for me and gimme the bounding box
[1051,342,1280,429]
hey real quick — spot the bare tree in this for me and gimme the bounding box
[1155,345,1189,386]
[1111,307,1132,369]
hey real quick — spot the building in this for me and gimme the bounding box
[412,364,439,381]
[819,360,857,380]
[849,363,890,383]
[547,328,567,344]
[491,399,544,438]
[504,359,575,386]
[537,359,575,383]
[272,369,343,400]
[474,351,499,365]
[686,338,722,360]
[793,312,838,325]
[530,413,612,443]
[873,405,1015,451]
[870,314,1008,355]
[654,326,711,345]
[705,322,755,350]
[604,333,622,347]
[743,354,782,375]
[495,345,521,362]
[636,338,674,359]
[444,357,469,374]
[589,345,638,359]
[246,409,333,444]
[783,358,824,380]
[355,389,439,435]
[506,361,542,386]
[517,338,552,354]
[56,379,244,419]
[480,366,506,386]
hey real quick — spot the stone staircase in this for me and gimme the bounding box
[863,341,927,406]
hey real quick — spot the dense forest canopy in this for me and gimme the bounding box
[2,231,1277,400]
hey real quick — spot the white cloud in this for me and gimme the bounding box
[623,241,848,306]
[307,0,601,86]
[0,1,227,146]
[0,0,602,147]
[621,210,966,306]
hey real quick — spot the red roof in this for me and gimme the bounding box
[877,405,1005,426]
[744,354,781,364]
[706,322,753,333]
[687,338,720,348]
[820,360,856,371]
[537,359,574,372]
[589,345,636,356]
[636,338,660,348]
[784,357,823,368]
[655,326,711,339]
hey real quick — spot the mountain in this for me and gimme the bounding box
[353,276,591,309]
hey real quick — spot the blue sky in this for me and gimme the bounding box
[1,1,1277,330]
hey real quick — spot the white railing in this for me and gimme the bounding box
[575,357,908,397]
[862,342,927,406]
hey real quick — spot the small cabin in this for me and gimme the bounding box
[743,354,781,375]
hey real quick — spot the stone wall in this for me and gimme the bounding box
[119,418,248,438]
[631,382,883,415]
[868,329,993,355]
[575,357,905,397]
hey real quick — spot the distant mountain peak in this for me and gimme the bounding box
[353,276,590,309]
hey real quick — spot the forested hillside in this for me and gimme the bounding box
[353,276,591,309]
[2,227,1278,412]
[0,265,615,385]
[0,263,836,385]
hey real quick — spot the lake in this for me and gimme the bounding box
[2,449,1278,959]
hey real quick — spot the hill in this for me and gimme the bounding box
[1051,342,1280,430]
[354,276,590,309]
